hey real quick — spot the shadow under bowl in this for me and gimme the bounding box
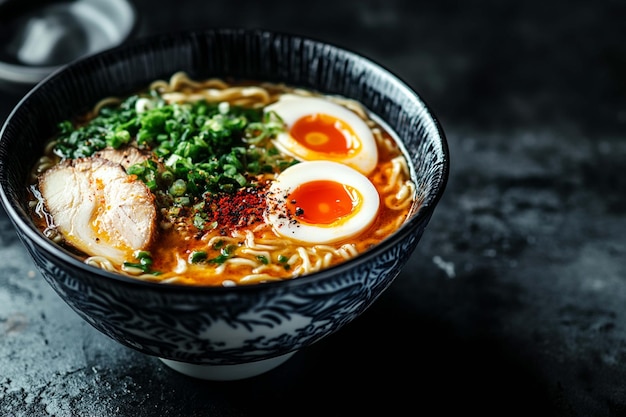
[0,28,449,380]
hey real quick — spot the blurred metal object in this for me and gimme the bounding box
[0,0,136,88]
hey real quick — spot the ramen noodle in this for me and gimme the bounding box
[28,72,416,286]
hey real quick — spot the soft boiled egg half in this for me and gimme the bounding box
[265,94,378,175]
[265,161,380,244]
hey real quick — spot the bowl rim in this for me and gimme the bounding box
[0,27,450,293]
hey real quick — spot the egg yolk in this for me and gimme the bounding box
[288,180,357,225]
[290,113,356,155]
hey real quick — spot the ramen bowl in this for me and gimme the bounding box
[0,29,449,380]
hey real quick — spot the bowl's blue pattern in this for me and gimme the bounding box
[20,220,425,365]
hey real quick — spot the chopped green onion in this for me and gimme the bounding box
[189,251,208,263]
[51,93,293,215]
[169,179,187,196]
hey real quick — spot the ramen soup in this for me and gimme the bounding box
[28,72,417,286]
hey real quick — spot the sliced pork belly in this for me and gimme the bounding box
[38,157,157,264]
[94,146,150,169]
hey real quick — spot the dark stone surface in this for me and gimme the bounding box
[1,0,625,416]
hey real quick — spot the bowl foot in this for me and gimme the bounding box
[159,351,296,381]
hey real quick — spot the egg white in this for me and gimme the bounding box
[265,94,378,175]
[265,161,380,244]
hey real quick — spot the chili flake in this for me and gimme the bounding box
[202,185,268,231]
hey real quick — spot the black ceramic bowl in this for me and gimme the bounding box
[0,29,449,380]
